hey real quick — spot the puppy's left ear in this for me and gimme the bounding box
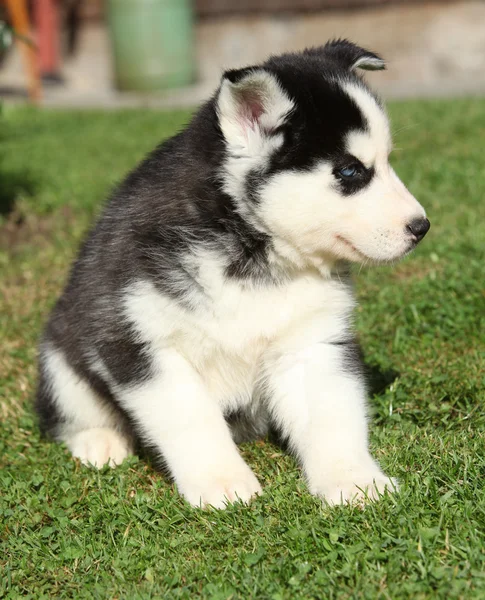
[306,39,385,72]
[217,67,294,154]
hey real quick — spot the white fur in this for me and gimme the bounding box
[43,345,133,465]
[118,348,262,508]
[44,345,122,435]
[351,55,385,71]
[122,253,354,409]
[265,341,395,504]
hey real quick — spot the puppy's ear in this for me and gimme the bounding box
[306,39,385,72]
[217,68,293,154]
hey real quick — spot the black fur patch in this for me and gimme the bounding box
[304,39,385,72]
[225,404,270,445]
[35,361,65,437]
[330,338,365,378]
[333,157,375,196]
[97,337,153,387]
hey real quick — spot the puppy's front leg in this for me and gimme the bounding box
[266,341,396,504]
[119,349,261,508]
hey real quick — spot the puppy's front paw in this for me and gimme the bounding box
[178,466,262,509]
[311,469,398,506]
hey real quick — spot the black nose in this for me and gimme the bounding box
[406,217,430,242]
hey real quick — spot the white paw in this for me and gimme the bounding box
[67,428,133,468]
[178,466,262,509]
[311,469,398,506]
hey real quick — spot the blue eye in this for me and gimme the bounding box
[338,164,360,178]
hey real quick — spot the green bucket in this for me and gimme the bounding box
[107,0,194,92]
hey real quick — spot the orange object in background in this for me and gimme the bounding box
[4,0,41,101]
[34,0,63,83]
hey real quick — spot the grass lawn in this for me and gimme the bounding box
[1,99,485,599]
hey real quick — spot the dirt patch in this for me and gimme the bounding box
[0,205,77,252]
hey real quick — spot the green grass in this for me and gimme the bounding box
[1,99,485,599]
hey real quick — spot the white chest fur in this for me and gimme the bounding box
[123,257,354,407]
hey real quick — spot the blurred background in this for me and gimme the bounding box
[0,0,484,108]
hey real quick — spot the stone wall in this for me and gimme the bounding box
[197,1,485,99]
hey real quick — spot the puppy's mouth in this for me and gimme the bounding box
[335,234,414,264]
[335,235,369,261]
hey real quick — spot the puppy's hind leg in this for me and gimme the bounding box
[66,427,133,468]
[36,344,134,468]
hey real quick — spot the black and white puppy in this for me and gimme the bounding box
[36,41,430,508]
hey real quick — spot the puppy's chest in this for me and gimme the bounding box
[187,273,351,353]
[174,273,353,405]
[126,272,353,404]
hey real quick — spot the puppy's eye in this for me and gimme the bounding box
[334,160,374,195]
[338,164,362,179]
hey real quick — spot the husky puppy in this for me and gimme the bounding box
[36,41,430,508]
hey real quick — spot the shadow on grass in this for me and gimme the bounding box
[0,167,36,217]
[366,363,400,397]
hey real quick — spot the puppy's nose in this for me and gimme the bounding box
[406,217,430,242]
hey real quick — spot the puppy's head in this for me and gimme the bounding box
[216,40,429,265]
